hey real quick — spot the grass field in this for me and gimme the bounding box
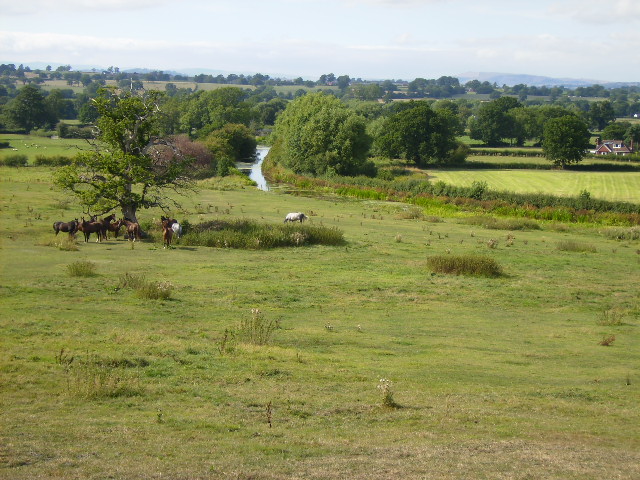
[0,134,92,162]
[1,164,639,479]
[427,168,640,203]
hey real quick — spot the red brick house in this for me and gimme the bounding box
[594,139,634,156]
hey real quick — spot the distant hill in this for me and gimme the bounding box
[456,72,639,88]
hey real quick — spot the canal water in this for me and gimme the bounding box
[237,146,270,191]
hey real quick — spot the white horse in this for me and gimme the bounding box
[284,212,308,223]
[171,222,182,238]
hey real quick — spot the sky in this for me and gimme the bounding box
[1,0,639,82]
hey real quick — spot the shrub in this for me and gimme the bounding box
[427,254,504,277]
[134,281,173,300]
[556,240,597,253]
[118,272,173,300]
[238,308,277,346]
[603,227,640,241]
[0,154,28,167]
[180,219,345,249]
[34,155,73,166]
[67,260,97,277]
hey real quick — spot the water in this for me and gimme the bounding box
[237,146,270,191]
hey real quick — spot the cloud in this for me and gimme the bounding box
[0,0,168,15]
[549,0,640,24]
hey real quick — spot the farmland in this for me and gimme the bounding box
[1,161,639,479]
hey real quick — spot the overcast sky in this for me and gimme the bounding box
[1,0,638,82]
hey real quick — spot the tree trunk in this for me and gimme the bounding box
[121,204,138,224]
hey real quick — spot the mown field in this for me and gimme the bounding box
[428,167,640,204]
[1,163,639,479]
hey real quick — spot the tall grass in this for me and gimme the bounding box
[427,254,504,277]
[180,219,345,249]
[66,260,97,276]
[556,240,597,253]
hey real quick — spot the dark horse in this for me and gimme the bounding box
[53,219,79,237]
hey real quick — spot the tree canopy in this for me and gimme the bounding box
[542,115,591,168]
[270,92,373,176]
[53,89,196,222]
[374,101,464,166]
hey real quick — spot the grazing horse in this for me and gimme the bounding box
[77,217,105,243]
[53,218,79,237]
[284,212,308,223]
[122,219,142,242]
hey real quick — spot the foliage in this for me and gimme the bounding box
[427,254,504,277]
[542,115,592,167]
[0,154,28,167]
[202,123,257,176]
[468,97,523,146]
[52,88,196,222]
[180,218,345,249]
[66,260,97,277]
[271,92,373,176]
[3,84,51,133]
[374,101,464,166]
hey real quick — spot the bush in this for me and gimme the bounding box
[118,272,173,300]
[0,154,28,167]
[67,260,97,277]
[427,254,504,277]
[33,155,73,166]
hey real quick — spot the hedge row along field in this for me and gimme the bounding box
[264,160,640,226]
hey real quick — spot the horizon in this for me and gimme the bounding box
[1,1,638,83]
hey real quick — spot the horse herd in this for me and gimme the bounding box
[53,212,306,248]
[53,214,182,248]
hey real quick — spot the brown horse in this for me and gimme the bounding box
[53,218,79,237]
[122,219,142,242]
[105,218,124,239]
[161,219,174,249]
[77,217,105,243]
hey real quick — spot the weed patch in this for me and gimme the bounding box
[67,260,97,277]
[556,240,597,253]
[462,215,540,231]
[427,254,504,277]
[180,219,344,249]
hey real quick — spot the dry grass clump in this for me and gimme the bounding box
[556,240,597,253]
[427,254,504,277]
[463,216,540,231]
[67,260,97,277]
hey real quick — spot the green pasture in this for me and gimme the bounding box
[1,165,639,479]
[427,168,640,203]
[0,134,91,162]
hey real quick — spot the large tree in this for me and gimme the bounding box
[374,101,463,166]
[4,84,49,133]
[270,92,373,176]
[53,88,195,222]
[542,115,591,168]
[469,97,523,146]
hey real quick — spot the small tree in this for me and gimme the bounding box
[542,115,591,168]
[53,88,195,222]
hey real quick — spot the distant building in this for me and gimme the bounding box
[593,138,634,156]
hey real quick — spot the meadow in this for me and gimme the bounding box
[1,164,639,479]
